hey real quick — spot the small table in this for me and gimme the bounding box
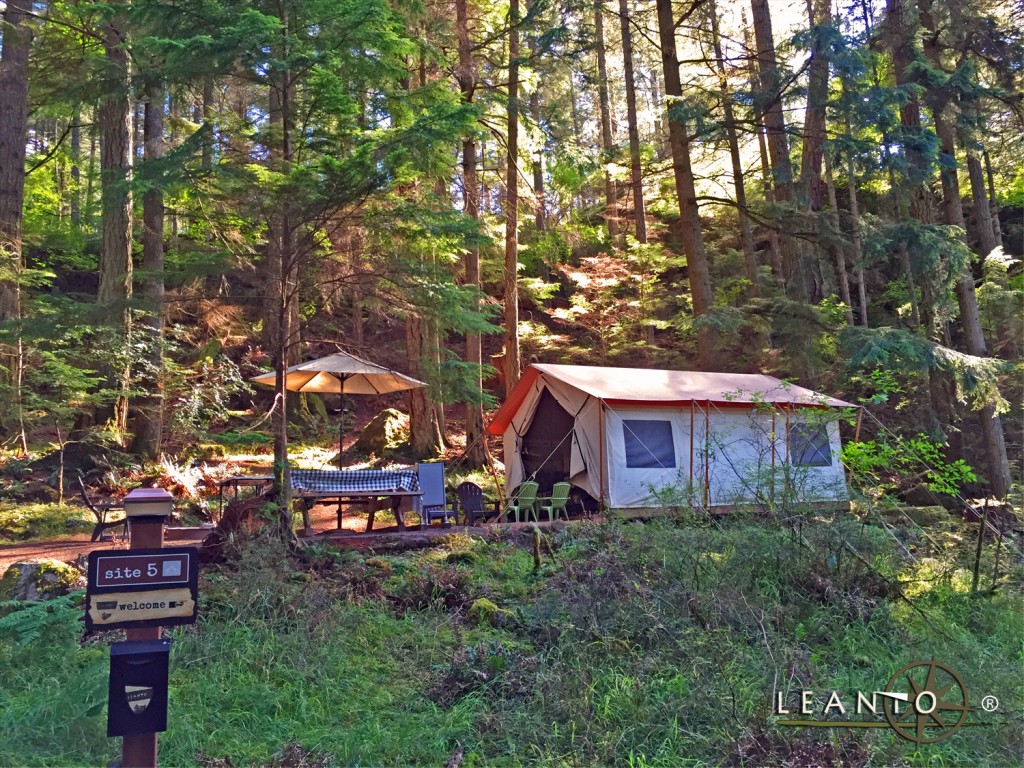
[217,475,273,518]
[297,490,422,533]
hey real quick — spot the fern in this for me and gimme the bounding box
[0,591,83,644]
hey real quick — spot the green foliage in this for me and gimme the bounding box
[165,348,252,437]
[0,516,1021,765]
[0,502,91,544]
[841,327,1010,413]
[843,434,978,499]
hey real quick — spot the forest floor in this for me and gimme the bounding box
[1,511,1021,767]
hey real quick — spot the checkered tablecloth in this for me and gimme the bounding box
[290,469,419,494]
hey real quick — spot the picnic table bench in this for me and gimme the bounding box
[290,469,422,533]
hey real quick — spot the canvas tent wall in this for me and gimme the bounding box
[487,364,856,509]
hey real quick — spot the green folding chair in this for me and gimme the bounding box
[504,480,539,523]
[538,482,571,521]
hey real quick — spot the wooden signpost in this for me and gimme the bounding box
[85,487,198,768]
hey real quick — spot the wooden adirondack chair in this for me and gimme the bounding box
[538,482,571,521]
[456,481,498,526]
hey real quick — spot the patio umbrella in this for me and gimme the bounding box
[251,351,426,467]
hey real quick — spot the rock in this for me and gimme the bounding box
[0,479,57,503]
[29,438,132,476]
[352,408,410,459]
[446,550,480,565]
[903,506,951,527]
[468,597,512,628]
[0,559,84,601]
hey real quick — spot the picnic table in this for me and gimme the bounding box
[290,469,422,533]
[215,475,273,519]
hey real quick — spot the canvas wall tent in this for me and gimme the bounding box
[487,364,858,509]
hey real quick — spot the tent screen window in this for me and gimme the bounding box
[790,423,832,466]
[623,420,676,469]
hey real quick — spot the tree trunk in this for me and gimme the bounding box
[503,0,522,392]
[268,13,296,525]
[407,313,445,457]
[647,68,668,159]
[656,0,718,369]
[983,150,1002,249]
[98,13,134,439]
[846,151,869,326]
[824,151,854,325]
[130,85,166,459]
[919,0,1012,498]
[457,0,487,467]
[85,108,98,229]
[530,87,546,233]
[885,0,933,224]
[0,0,33,454]
[619,0,647,243]
[70,113,81,227]
[799,0,831,303]
[799,0,830,215]
[750,0,803,299]
[710,0,757,296]
[478,134,488,214]
[201,75,214,168]
[965,148,997,259]
[594,0,618,240]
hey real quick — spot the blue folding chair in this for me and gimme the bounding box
[416,462,456,526]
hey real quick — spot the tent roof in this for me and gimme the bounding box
[488,364,856,434]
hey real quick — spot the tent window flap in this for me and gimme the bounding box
[789,423,832,466]
[623,420,676,469]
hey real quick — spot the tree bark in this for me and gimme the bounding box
[619,0,647,242]
[0,0,33,453]
[824,151,853,325]
[799,0,830,214]
[710,0,757,296]
[130,85,166,459]
[983,150,1002,249]
[267,10,297,523]
[965,148,997,259]
[750,0,804,299]
[503,0,522,391]
[594,0,619,240]
[530,86,546,233]
[846,149,869,326]
[656,0,718,369]
[70,113,81,226]
[98,13,134,438]
[457,0,487,467]
[407,312,445,457]
[884,0,933,224]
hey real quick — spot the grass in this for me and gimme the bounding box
[0,501,92,544]
[0,513,1021,766]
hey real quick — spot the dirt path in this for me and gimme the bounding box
[1,504,563,572]
[0,503,398,572]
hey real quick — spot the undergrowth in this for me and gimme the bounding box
[0,501,92,544]
[0,516,1020,766]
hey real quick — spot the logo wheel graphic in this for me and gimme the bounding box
[882,660,970,745]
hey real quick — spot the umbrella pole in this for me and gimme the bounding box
[338,383,345,469]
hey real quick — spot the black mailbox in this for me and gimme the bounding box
[107,640,171,737]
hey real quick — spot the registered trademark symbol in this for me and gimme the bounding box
[981,695,999,712]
